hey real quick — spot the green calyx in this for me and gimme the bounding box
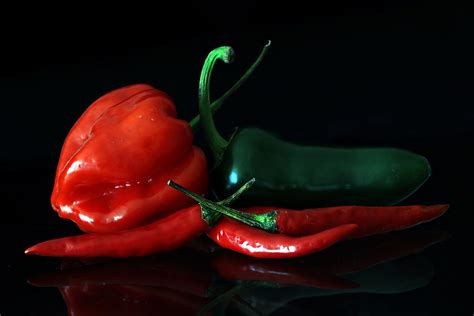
[167,179,278,232]
[197,41,271,163]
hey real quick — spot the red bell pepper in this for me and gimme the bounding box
[51,84,207,233]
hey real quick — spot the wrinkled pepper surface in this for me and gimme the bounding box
[51,84,207,233]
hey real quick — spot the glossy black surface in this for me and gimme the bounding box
[2,1,473,314]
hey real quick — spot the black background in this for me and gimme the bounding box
[1,1,473,315]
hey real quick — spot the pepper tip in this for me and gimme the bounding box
[24,247,35,255]
[437,204,450,214]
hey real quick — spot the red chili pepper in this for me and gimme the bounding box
[24,204,357,259]
[207,219,358,259]
[51,84,208,233]
[25,204,208,257]
[170,179,449,240]
[166,180,356,259]
[170,180,448,258]
[237,204,449,238]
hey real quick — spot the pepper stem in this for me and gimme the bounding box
[203,178,256,226]
[198,46,234,162]
[218,177,255,206]
[167,179,278,232]
[189,41,271,133]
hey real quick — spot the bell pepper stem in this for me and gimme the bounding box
[167,179,278,232]
[189,41,271,133]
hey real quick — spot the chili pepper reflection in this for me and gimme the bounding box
[27,228,447,316]
[29,250,213,297]
[29,250,213,316]
[27,249,353,315]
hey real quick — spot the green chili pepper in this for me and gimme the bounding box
[199,44,431,207]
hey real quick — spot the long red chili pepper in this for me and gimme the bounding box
[25,205,208,257]
[204,208,447,258]
[240,204,449,238]
[207,218,358,259]
[168,180,359,259]
[25,206,357,259]
[166,182,448,258]
[170,182,448,239]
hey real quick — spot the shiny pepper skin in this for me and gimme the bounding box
[211,128,432,208]
[51,84,208,233]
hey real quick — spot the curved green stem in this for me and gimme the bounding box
[198,46,234,162]
[189,41,271,132]
[167,180,278,232]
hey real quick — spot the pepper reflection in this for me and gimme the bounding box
[226,228,447,316]
[28,228,448,316]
